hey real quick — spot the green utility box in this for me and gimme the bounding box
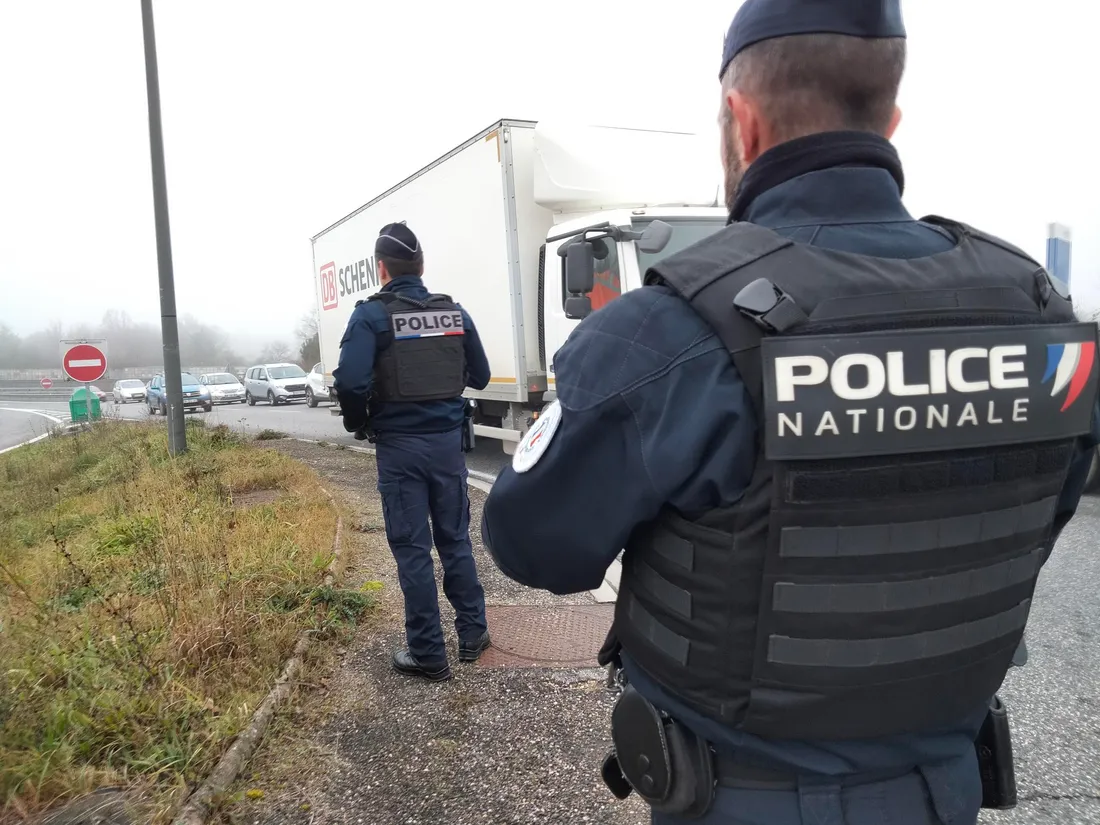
[69,387,102,422]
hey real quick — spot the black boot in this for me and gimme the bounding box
[392,649,452,681]
[458,630,492,663]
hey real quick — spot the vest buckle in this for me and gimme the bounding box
[732,277,808,334]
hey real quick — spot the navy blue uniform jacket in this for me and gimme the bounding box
[332,275,491,434]
[482,133,1100,780]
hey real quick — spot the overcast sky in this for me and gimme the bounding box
[0,0,1095,349]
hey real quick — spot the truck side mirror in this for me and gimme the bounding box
[637,220,673,254]
[564,241,595,295]
[565,295,592,319]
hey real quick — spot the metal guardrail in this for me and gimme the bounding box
[0,388,90,402]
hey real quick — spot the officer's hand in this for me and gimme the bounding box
[353,428,369,441]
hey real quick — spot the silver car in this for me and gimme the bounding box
[305,362,333,408]
[244,363,309,406]
[112,379,147,404]
[200,372,248,405]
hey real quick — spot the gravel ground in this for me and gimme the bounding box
[224,440,648,825]
[220,439,1100,825]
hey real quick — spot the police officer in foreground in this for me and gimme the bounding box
[482,1,1100,823]
[334,222,492,682]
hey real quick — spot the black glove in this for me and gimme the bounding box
[335,389,368,433]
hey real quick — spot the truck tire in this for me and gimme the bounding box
[246,392,255,406]
[306,388,317,408]
[267,391,277,406]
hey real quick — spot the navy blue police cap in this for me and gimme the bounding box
[719,0,905,79]
[375,221,423,262]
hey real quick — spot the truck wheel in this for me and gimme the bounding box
[148,402,157,416]
[246,392,255,406]
[1086,448,1100,494]
[268,391,277,406]
[306,388,317,408]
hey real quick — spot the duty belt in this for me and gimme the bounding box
[714,759,914,791]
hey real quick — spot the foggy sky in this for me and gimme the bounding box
[1,1,1096,343]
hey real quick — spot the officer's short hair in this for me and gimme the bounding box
[722,33,905,143]
[378,255,424,278]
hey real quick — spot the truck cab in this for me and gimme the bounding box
[540,208,727,393]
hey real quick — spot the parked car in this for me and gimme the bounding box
[146,372,212,415]
[112,379,147,404]
[199,371,247,405]
[305,362,333,408]
[244,363,309,406]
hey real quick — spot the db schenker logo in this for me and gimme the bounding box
[320,262,337,311]
[1043,341,1096,411]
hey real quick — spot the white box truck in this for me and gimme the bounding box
[310,118,728,452]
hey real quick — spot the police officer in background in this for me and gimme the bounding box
[482,1,1100,823]
[335,222,493,682]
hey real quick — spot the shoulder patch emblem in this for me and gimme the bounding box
[512,400,563,474]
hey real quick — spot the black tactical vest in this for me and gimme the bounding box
[369,291,467,403]
[614,216,1098,740]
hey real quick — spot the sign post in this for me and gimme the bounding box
[61,339,108,424]
[1046,223,1072,289]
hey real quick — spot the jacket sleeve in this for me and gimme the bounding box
[459,307,491,391]
[1046,398,1100,561]
[332,303,377,432]
[481,287,757,595]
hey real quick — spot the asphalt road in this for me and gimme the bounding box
[4,397,1098,820]
[0,406,64,453]
[8,395,514,479]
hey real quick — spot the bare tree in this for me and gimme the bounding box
[256,341,293,363]
[295,309,320,368]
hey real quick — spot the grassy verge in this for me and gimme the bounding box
[0,420,374,821]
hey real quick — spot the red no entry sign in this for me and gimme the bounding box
[40,377,53,389]
[62,343,108,383]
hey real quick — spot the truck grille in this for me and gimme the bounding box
[285,384,306,392]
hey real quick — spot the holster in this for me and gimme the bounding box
[601,684,716,818]
[976,695,1017,810]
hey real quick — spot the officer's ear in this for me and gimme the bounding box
[726,89,763,166]
[377,259,390,284]
[885,105,902,140]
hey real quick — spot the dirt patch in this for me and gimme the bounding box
[233,489,281,508]
[221,441,649,824]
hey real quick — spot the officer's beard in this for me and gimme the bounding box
[720,119,745,214]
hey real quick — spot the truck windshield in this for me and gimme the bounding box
[633,219,727,275]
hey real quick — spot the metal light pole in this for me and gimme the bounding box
[141,0,186,454]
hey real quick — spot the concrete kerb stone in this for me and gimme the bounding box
[172,488,346,825]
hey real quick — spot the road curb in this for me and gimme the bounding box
[171,489,346,825]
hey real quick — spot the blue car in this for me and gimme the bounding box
[146,372,212,415]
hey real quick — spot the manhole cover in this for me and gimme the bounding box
[479,604,614,668]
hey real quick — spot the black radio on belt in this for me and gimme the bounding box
[601,684,716,819]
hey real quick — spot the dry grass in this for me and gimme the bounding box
[0,420,374,821]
